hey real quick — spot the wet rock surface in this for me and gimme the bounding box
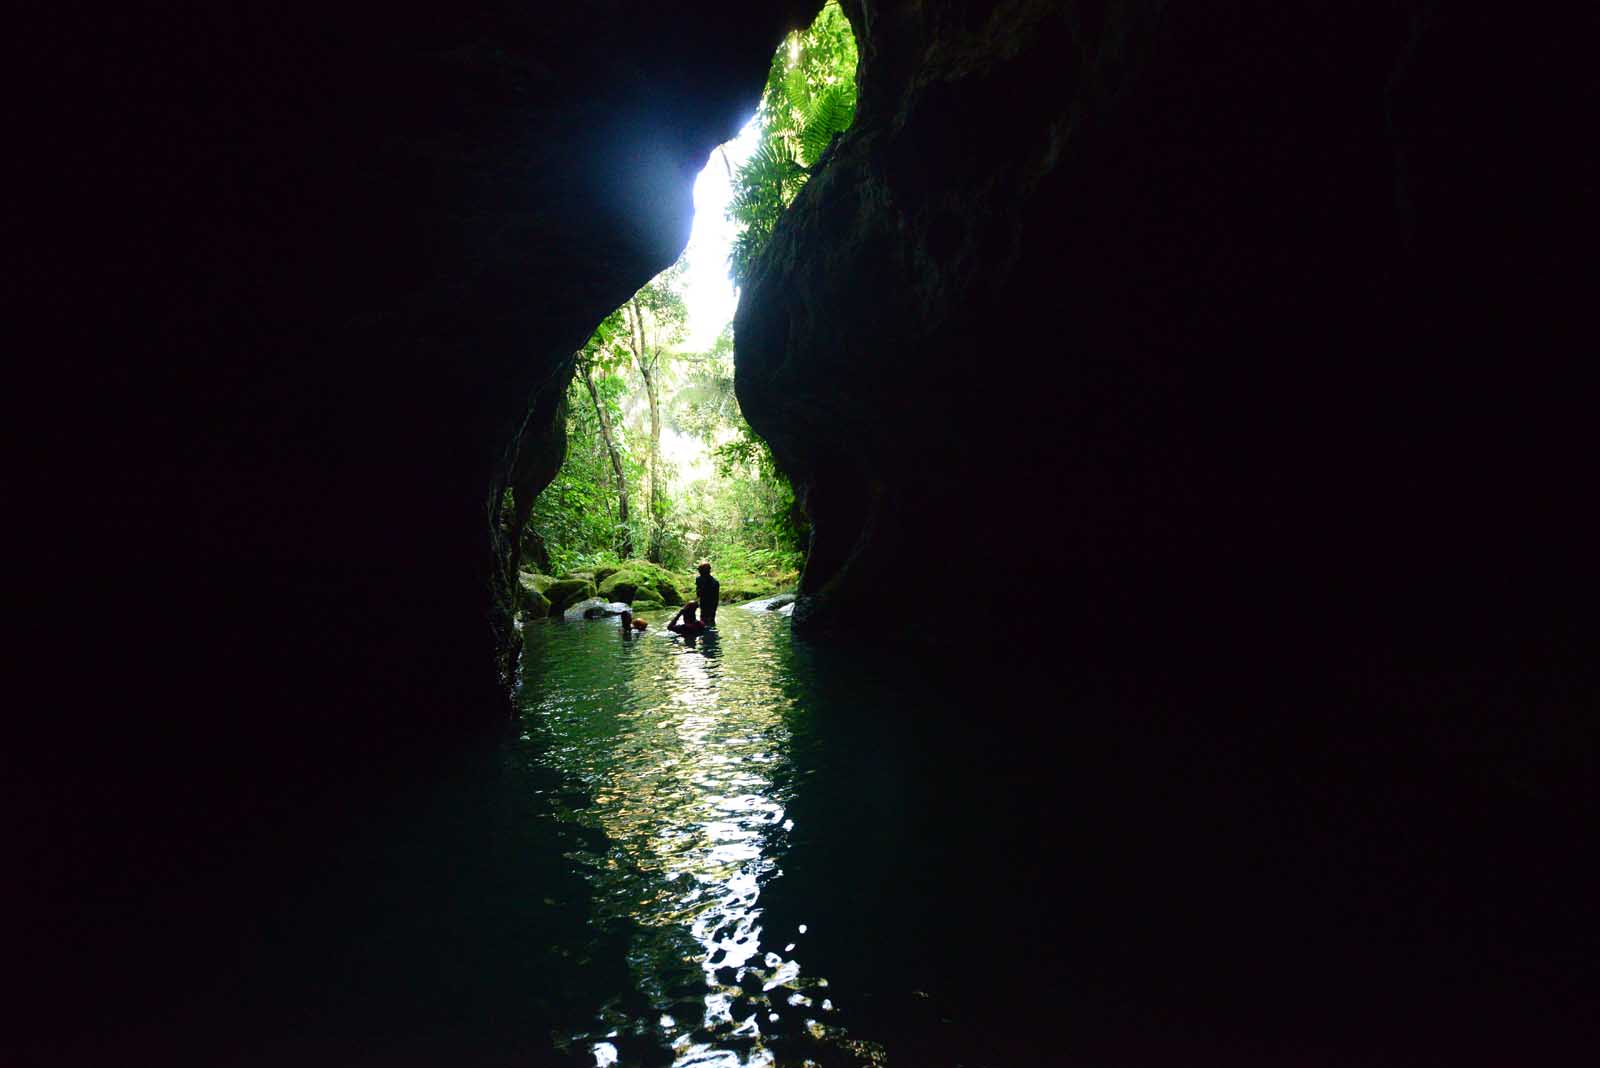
[561,598,632,622]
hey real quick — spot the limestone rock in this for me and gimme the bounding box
[517,574,552,621]
[738,593,797,613]
[562,598,628,622]
[543,578,597,615]
[520,572,556,595]
[598,561,683,605]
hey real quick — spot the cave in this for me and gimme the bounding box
[8,2,1594,1065]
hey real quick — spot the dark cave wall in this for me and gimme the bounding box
[731,16,1597,1050]
[7,0,818,1047]
[9,0,819,758]
[736,1,1596,666]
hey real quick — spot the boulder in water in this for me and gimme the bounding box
[739,593,796,613]
[598,560,683,605]
[562,597,622,622]
[517,572,552,620]
[543,578,596,615]
[519,571,556,595]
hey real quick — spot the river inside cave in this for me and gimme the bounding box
[511,596,1568,1067]
[73,593,1565,1067]
[516,603,905,1067]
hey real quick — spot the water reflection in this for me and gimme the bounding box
[520,611,878,1067]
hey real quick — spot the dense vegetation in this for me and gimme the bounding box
[728,1,858,287]
[526,274,806,589]
[519,3,856,600]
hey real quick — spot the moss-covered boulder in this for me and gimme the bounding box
[543,577,596,615]
[598,560,683,605]
[594,565,620,587]
[520,571,555,595]
[693,570,796,604]
[560,571,595,586]
[716,582,768,603]
[516,572,552,620]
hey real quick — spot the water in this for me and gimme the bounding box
[517,605,885,1067]
[48,594,1579,1066]
[504,600,1591,1067]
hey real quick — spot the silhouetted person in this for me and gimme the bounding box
[667,601,706,636]
[695,561,720,626]
[619,609,646,639]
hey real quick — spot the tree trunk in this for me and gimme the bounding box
[644,368,663,562]
[629,298,666,563]
[581,358,632,558]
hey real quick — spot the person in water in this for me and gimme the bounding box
[695,561,720,626]
[619,610,647,637]
[667,601,706,635]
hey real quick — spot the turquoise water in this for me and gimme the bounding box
[517,605,887,1067]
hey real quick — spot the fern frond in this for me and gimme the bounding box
[798,83,856,166]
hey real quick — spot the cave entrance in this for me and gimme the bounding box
[509,1,857,620]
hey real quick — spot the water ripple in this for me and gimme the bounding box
[519,610,880,1067]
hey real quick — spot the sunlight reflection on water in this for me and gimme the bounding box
[520,610,878,1067]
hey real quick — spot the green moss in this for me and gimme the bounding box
[517,572,553,619]
[682,566,799,605]
[520,571,556,595]
[543,577,597,614]
[594,565,620,587]
[520,589,551,620]
[598,560,684,605]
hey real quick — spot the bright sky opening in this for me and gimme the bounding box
[679,117,762,351]
[656,117,762,484]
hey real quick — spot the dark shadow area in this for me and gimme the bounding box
[759,642,1595,1064]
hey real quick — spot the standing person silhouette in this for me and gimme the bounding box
[695,561,720,626]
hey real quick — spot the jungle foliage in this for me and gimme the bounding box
[527,276,805,587]
[727,1,858,287]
